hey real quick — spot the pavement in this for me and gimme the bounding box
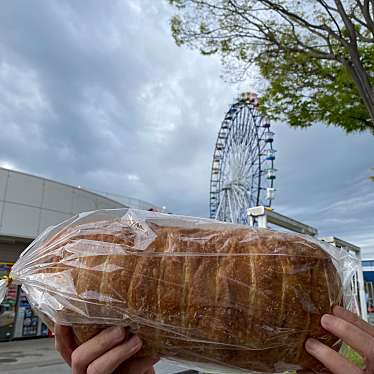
[0,338,194,374]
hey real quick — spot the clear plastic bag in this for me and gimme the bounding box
[0,208,359,373]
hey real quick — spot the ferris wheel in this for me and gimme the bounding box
[209,92,276,224]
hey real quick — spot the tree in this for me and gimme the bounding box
[168,0,374,133]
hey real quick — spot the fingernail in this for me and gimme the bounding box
[127,335,142,350]
[305,338,319,353]
[321,314,334,328]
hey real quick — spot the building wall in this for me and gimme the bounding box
[0,168,126,240]
[0,168,127,262]
[0,167,163,263]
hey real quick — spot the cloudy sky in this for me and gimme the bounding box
[0,1,373,256]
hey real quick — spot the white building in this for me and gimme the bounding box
[0,167,161,263]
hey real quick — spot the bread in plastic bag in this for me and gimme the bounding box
[0,208,359,373]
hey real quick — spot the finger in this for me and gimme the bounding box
[86,335,142,374]
[305,338,362,374]
[54,324,77,366]
[333,305,374,337]
[117,357,160,374]
[321,313,373,358]
[71,326,126,374]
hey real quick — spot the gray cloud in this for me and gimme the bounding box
[0,1,373,256]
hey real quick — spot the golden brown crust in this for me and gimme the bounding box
[35,221,342,373]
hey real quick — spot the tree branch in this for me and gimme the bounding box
[363,0,374,36]
[316,0,344,40]
[259,0,348,47]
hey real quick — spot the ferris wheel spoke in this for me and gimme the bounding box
[219,191,226,221]
[227,190,235,223]
[232,186,242,221]
[236,183,250,197]
[245,188,253,207]
[242,153,259,178]
[215,191,224,220]
[236,185,251,221]
[232,184,244,206]
[224,190,231,220]
[229,190,239,221]
[246,130,260,157]
[251,193,257,208]
[233,189,247,219]
[243,147,257,171]
[244,118,257,148]
[234,184,251,211]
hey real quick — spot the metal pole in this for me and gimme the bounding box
[247,206,318,236]
[356,251,368,321]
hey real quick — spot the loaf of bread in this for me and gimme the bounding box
[14,210,343,373]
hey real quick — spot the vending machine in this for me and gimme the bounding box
[13,286,49,339]
[0,262,50,340]
[0,262,17,341]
